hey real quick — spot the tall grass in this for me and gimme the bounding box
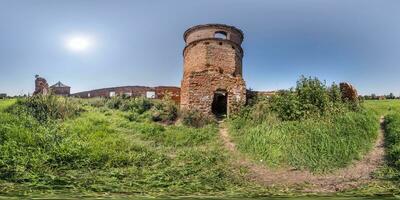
[230,110,378,172]
[384,113,400,173]
[6,95,82,123]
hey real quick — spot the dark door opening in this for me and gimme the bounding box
[212,90,227,117]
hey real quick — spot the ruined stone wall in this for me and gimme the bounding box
[181,70,246,114]
[155,86,181,104]
[247,90,276,100]
[72,86,152,98]
[340,82,358,102]
[34,77,49,95]
[72,86,181,104]
[181,24,246,116]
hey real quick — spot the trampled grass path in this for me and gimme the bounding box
[218,117,386,192]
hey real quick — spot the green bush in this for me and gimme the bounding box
[105,97,179,124]
[259,76,354,121]
[119,97,153,114]
[269,90,304,121]
[150,99,178,124]
[180,109,215,128]
[85,97,107,108]
[105,97,124,110]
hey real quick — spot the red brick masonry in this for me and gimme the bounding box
[181,24,247,116]
[72,86,181,104]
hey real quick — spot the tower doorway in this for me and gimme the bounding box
[212,90,227,117]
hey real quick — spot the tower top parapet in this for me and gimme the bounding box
[183,24,244,45]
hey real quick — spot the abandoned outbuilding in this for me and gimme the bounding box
[50,81,71,96]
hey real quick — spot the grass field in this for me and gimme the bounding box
[0,99,16,111]
[0,98,259,195]
[363,100,400,116]
[229,110,378,173]
[0,96,399,196]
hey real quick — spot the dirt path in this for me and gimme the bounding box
[219,117,386,192]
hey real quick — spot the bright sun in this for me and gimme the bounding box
[65,36,92,52]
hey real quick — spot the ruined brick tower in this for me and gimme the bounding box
[181,24,246,117]
[33,75,49,95]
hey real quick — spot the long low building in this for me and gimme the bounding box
[72,86,181,104]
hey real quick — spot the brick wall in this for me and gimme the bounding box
[155,86,181,104]
[73,86,152,98]
[72,86,181,104]
[181,24,246,117]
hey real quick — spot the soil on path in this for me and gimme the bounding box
[219,117,386,192]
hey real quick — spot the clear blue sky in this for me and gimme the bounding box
[0,0,399,96]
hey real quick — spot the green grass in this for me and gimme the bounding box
[229,110,379,173]
[363,100,400,116]
[384,113,400,172]
[0,98,257,196]
[1,97,399,196]
[0,99,16,112]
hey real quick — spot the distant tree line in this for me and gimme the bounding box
[0,94,30,99]
[362,93,399,100]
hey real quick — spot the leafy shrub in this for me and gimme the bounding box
[180,109,215,128]
[105,96,156,116]
[105,96,179,124]
[269,90,304,121]
[328,82,342,103]
[150,99,178,124]
[257,76,354,121]
[85,97,107,108]
[119,97,153,114]
[105,97,124,110]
